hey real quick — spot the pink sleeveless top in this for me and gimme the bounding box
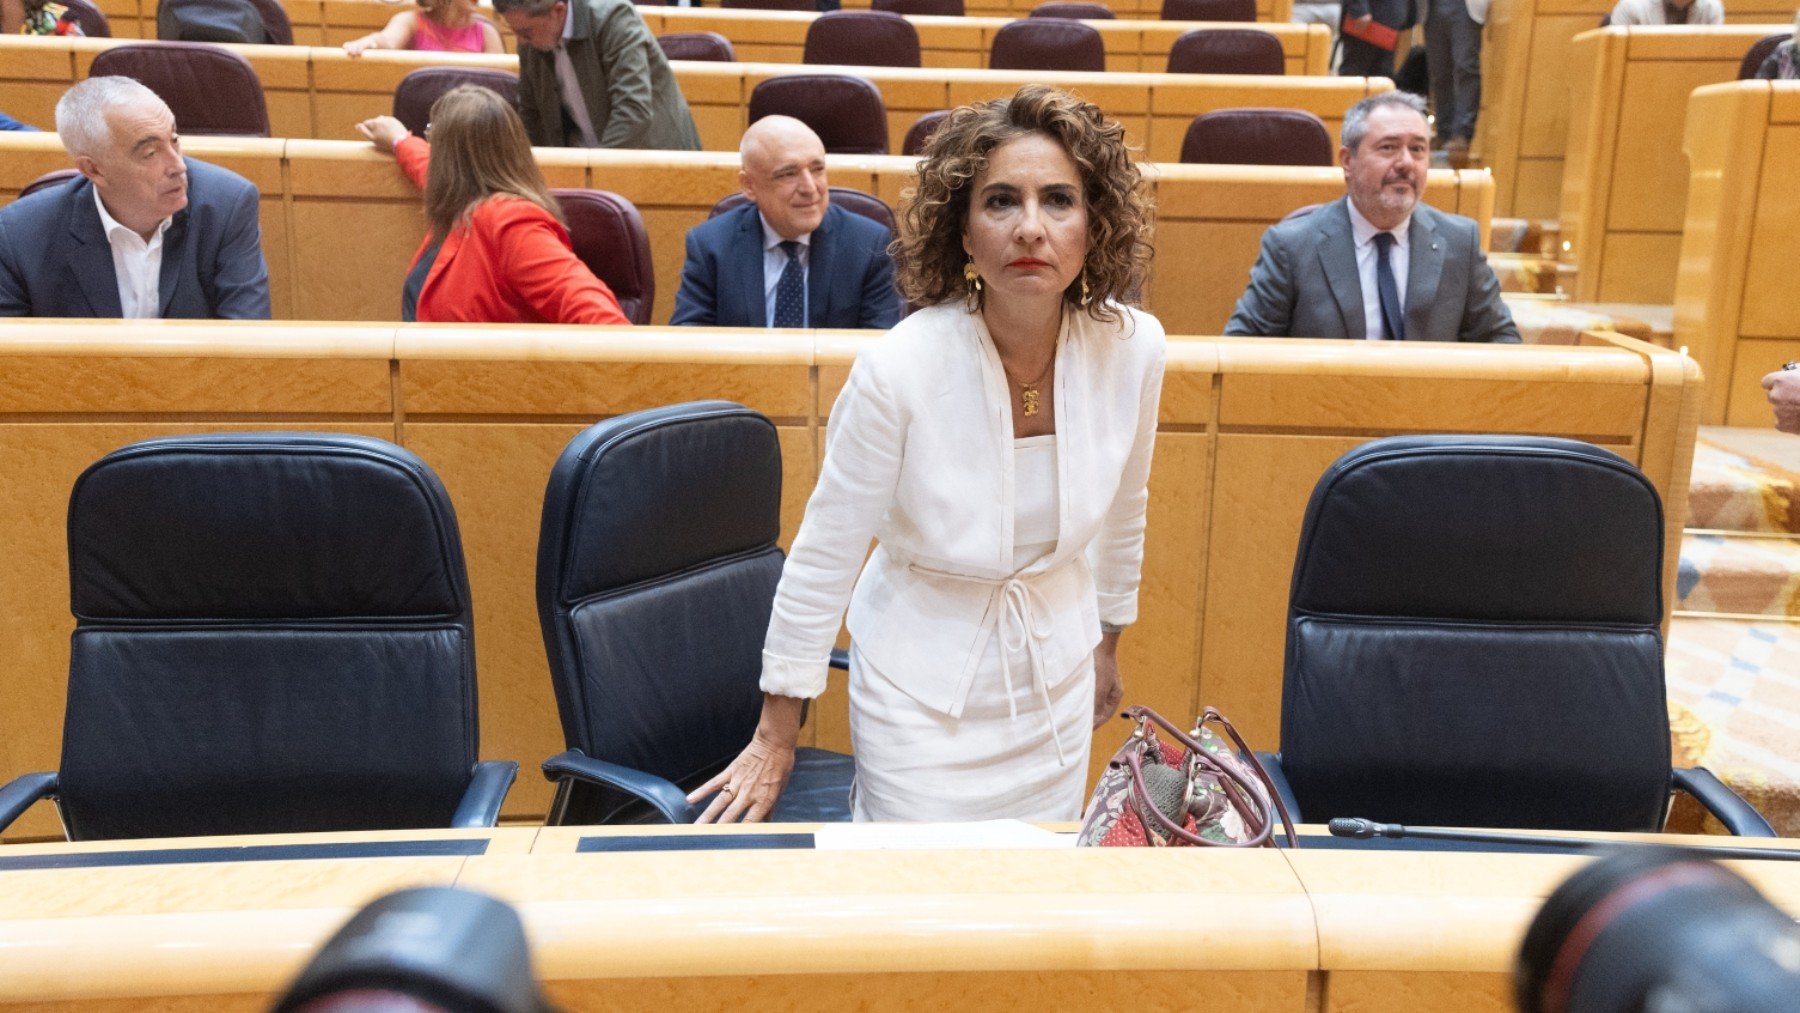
[412,13,486,53]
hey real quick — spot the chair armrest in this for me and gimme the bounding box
[541,750,697,824]
[829,648,849,670]
[1253,752,1305,828]
[1671,766,1777,838]
[0,772,59,836]
[450,761,518,829]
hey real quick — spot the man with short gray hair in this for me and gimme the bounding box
[493,0,700,151]
[1224,92,1516,343]
[0,76,269,319]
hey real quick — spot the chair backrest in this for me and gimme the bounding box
[155,0,289,44]
[902,108,951,155]
[1166,27,1284,74]
[61,433,480,840]
[18,168,81,201]
[872,0,965,14]
[552,188,655,325]
[1180,108,1332,165]
[1161,0,1254,19]
[60,0,112,37]
[392,66,521,136]
[1031,1,1115,17]
[656,31,736,62]
[708,186,896,235]
[89,42,270,137]
[1281,436,1672,833]
[536,402,784,824]
[1739,33,1787,79]
[989,18,1105,72]
[720,0,814,9]
[804,10,922,67]
[748,74,890,154]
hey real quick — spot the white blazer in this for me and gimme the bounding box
[759,301,1167,717]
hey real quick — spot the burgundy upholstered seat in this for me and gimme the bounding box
[804,10,922,67]
[88,42,270,137]
[1166,28,1284,74]
[392,67,521,136]
[989,18,1105,72]
[657,31,736,62]
[1160,0,1255,20]
[902,109,951,155]
[708,187,897,236]
[1179,108,1333,166]
[1030,2,1115,18]
[748,74,890,155]
[552,189,656,326]
[873,0,965,14]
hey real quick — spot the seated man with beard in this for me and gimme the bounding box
[1224,91,1517,344]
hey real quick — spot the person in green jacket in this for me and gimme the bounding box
[493,0,702,151]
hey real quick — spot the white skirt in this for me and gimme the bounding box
[846,641,1095,822]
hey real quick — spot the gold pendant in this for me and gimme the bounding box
[1021,386,1040,416]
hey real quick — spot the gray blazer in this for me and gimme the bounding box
[516,0,702,151]
[0,158,270,320]
[1223,198,1518,343]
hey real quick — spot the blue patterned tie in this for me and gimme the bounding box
[773,240,805,328]
[1373,232,1404,341]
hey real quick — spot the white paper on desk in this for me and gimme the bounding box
[813,820,1077,850]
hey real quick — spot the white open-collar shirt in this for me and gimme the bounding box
[93,187,172,319]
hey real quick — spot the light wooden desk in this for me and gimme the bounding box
[0,823,1794,1011]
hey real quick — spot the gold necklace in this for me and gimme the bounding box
[1004,353,1056,417]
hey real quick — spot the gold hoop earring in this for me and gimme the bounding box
[964,261,982,293]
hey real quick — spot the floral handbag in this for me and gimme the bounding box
[1077,705,1298,848]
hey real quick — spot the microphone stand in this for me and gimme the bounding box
[1326,818,1800,863]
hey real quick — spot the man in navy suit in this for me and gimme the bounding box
[0,77,270,319]
[670,116,901,330]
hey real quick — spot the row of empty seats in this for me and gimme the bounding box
[60,41,1330,160]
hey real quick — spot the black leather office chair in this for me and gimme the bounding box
[1257,436,1774,836]
[536,402,854,825]
[0,434,516,840]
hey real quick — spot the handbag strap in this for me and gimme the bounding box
[1122,705,1299,850]
[1122,715,1274,848]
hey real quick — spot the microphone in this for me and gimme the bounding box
[1327,817,1800,861]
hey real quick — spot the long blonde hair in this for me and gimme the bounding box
[423,85,563,240]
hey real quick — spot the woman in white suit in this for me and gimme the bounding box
[692,85,1164,823]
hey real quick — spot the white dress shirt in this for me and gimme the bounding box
[553,9,600,148]
[93,187,172,319]
[759,302,1166,716]
[760,214,811,327]
[1347,198,1412,341]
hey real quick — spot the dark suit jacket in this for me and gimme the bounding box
[0,158,270,319]
[669,203,903,329]
[1223,197,1518,343]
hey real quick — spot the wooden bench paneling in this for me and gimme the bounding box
[1476,0,1799,219]
[0,324,1696,839]
[1675,80,1800,425]
[0,133,1492,334]
[1561,25,1798,305]
[1,35,1376,162]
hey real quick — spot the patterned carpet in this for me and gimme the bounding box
[1666,615,1800,835]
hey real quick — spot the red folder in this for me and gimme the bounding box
[1341,17,1399,51]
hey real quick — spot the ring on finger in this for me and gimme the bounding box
[720,784,736,795]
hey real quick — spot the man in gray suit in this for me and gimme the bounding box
[1224,91,1518,344]
[494,0,702,152]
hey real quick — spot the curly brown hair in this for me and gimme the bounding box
[894,85,1152,323]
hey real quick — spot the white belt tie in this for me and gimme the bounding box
[904,562,1073,767]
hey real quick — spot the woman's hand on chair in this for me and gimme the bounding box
[689,693,806,824]
[1093,632,1124,730]
[354,116,410,155]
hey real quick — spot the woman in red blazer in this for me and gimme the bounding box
[355,87,628,325]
